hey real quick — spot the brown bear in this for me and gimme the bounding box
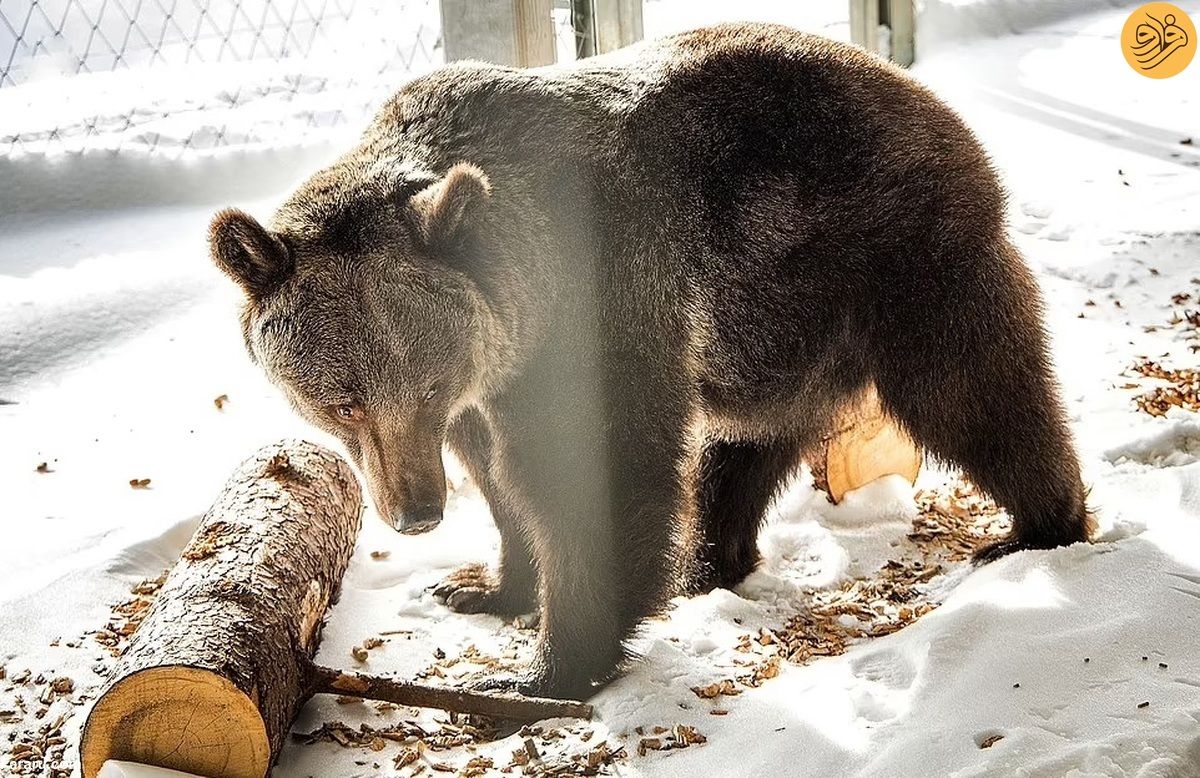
[209,23,1092,699]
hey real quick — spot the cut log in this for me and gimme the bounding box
[81,440,595,778]
[81,440,364,778]
[811,386,923,503]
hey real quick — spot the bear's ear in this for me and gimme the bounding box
[208,208,293,298]
[407,163,491,251]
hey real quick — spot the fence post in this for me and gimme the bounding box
[440,0,556,66]
[850,0,914,66]
[886,0,915,67]
[571,0,643,58]
[849,0,879,57]
[593,0,644,54]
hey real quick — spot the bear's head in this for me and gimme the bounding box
[208,162,494,535]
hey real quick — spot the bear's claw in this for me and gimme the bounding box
[432,562,536,618]
[973,530,1090,565]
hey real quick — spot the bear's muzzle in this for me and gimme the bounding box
[391,504,444,535]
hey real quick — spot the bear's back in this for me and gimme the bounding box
[572,25,1005,273]
[374,23,996,210]
[364,23,1004,287]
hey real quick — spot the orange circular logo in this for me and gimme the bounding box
[1122,3,1196,78]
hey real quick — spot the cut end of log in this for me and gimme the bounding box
[81,666,271,778]
[813,386,923,503]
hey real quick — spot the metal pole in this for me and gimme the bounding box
[571,0,597,59]
[572,0,642,58]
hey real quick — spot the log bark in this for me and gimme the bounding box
[81,440,364,778]
[811,386,923,503]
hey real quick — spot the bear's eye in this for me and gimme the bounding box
[423,386,438,403]
[332,403,362,423]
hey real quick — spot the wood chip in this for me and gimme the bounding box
[691,679,741,699]
[635,724,706,757]
[1129,359,1200,417]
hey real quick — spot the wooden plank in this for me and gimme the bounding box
[592,0,644,54]
[515,0,557,67]
[887,0,915,66]
[849,0,880,56]
[440,0,556,67]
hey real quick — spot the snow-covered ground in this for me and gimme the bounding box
[3,1,1200,776]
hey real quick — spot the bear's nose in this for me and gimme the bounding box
[391,505,443,535]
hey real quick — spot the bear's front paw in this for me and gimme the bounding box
[471,642,597,700]
[972,535,1033,564]
[432,562,536,618]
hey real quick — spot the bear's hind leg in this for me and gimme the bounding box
[691,440,800,593]
[875,241,1092,561]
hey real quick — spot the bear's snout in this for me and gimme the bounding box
[357,421,448,535]
[392,504,444,535]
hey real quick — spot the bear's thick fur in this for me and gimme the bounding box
[210,23,1092,698]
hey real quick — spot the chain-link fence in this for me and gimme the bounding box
[0,0,856,160]
[0,0,599,158]
[0,0,447,156]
